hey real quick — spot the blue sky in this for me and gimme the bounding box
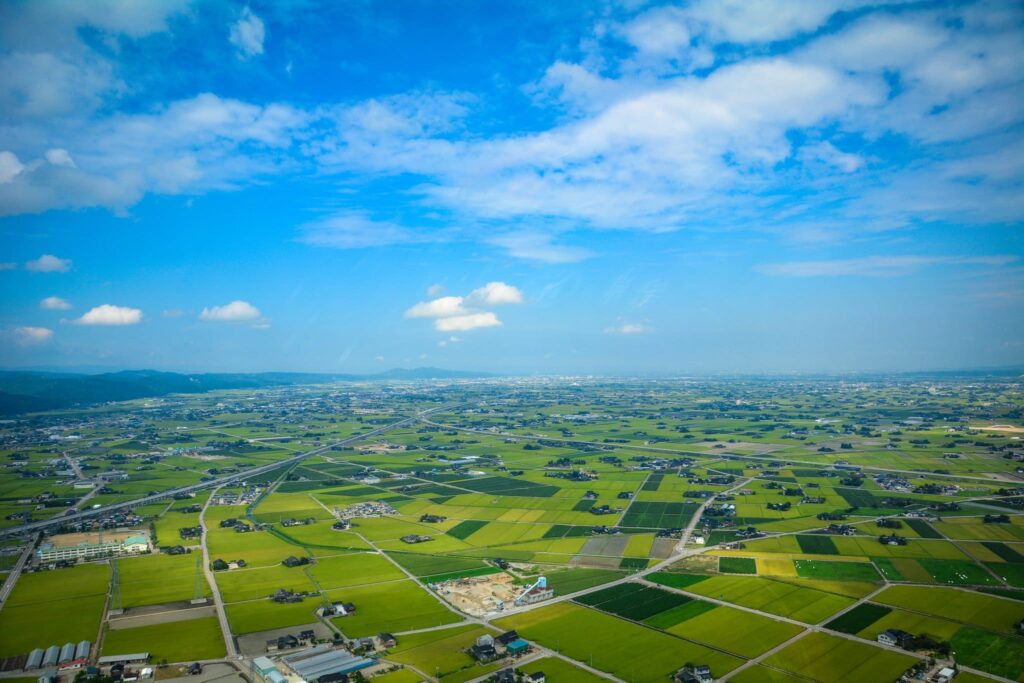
[1,0,1022,374]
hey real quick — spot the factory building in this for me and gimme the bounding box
[281,646,374,682]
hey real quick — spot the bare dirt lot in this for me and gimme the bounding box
[433,573,522,616]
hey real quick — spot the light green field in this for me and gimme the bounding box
[387,624,491,677]
[328,580,461,636]
[873,585,1024,631]
[496,602,743,683]
[0,563,109,657]
[119,553,210,607]
[668,574,856,624]
[762,631,918,683]
[226,596,319,634]
[519,657,609,683]
[667,604,804,658]
[102,616,226,663]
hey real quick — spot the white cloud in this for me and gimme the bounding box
[25,254,72,272]
[12,326,53,345]
[161,309,184,318]
[199,300,264,323]
[426,284,446,297]
[300,212,440,249]
[605,323,654,334]
[406,283,524,333]
[0,262,16,270]
[438,335,461,347]
[229,7,266,59]
[40,296,71,310]
[0,151,24,183]
[404,296,468,319]
[75,304,142,325]
[467,282,524,306]
[44,148,75,167]
[435,312,501,332]
[758,255,1017,278]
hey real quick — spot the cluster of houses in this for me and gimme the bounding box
[470,632,531,662]
[492,669,545,683]
[270,588,316,603]
[879,534,909,546]
[211,558,247,571]
[266,630,318,652]
[219,517,258,533]
[400,534,432,544]
[281,517,317,527]
[335,501,397,519]
[318,601,356,618]
[674,664,713,683]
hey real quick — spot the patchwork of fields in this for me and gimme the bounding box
[1,380,1023,683]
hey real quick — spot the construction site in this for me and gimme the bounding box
[429,573,553,616]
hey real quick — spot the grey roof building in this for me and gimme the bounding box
[42,646,60,667]
[26,649,44,670]
[59,643,76,664]
[75,641,91,661]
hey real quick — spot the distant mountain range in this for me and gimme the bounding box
[0,367,496,415]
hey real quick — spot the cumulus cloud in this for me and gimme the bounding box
[467,282,524,306]
[405,296,469,319]
[605,323,654,334]
[199,300,265,324]
[75,304,142,325]
[229,7,266,59]
[12,326,53,345]
[426,284,446,297]
[25,254,71,272]
[435,312,501,332]
[40,296,71,310]
[406,282,523,332]
[0,151,24,183]
[44,148,75,167]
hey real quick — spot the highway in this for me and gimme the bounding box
[0,532,38,609]
[0,405,453,541]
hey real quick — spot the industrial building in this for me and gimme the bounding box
[280,645,374,682]
[97,653,149,666]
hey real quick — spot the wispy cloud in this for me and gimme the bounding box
[11,326,53,345]
[40,296,71,310]
[758,255,1017,278]
[605,322,654,334]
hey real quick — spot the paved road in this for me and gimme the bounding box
[0,406,455,541]
[200,486,238,659]
[0,532,38,609]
